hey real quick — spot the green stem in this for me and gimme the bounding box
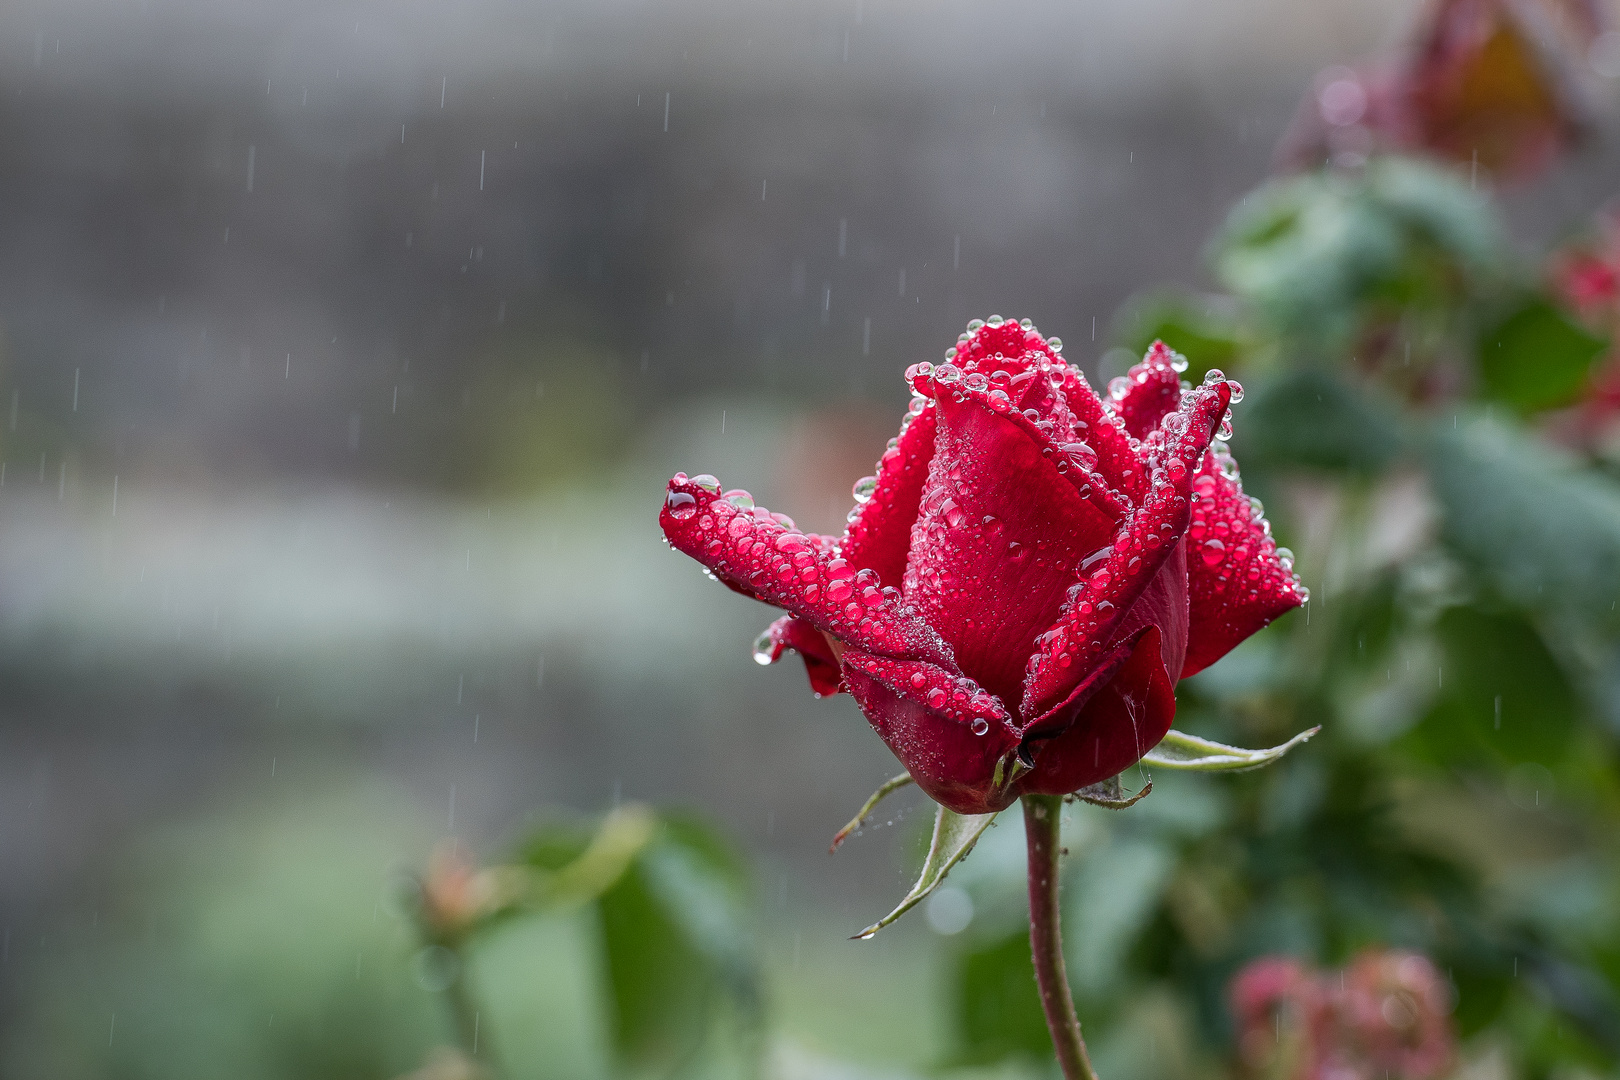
[444,945,496,1075]
[1022,794,1098,1080]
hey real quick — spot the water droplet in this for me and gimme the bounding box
[1247,496,1264,520]
[1227,379,1244,403]
[966,318,986,332]
[1201,538,1226,566]
[944,347,958,360]
[852,475,878,503]
[964,371,988,392]
[942,499,965,528]
[1047,336,1063,352]
[724,489,754,509]
[970,717,990,735]
[1215,414,1234,441]
[691,474,721,493]
[1108,376,1129,400]
[935,363,962,385]
[987,314,1004,327]
[1061,441,1096,470]
[752,631,774,665]
[927,688,948,709]
[1202,368,1225,387]
[1169,351,1189,373]
[1019,318,1033,330]
[666,490,698,519]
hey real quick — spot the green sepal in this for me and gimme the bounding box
[1140,726,1319,771]
[829,772,914,853]
[1070,773,1153,808]
[853,804,998,940]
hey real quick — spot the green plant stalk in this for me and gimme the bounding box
[1023,794,1098,1080]
[444,944,497,1075]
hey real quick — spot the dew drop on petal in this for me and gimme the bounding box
[1227,379,1244,403]
[852,475,878,503]
[666,490,698,520]
[927,688,948,709]
[1202,368,1225,387]
[1201,538,1226,567]
[970,717,989,736]
[1108,376,1130,400]
[691,474,722,493]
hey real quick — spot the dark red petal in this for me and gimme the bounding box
[661,476,956,669]
[840,648,1022,815]
[840,402,937,590]
[1022,381,1229,719]
[1110,341,1186,440]
[903,384,1118,705]
[758,614,844,697]
[1016,625,1177,796]
[1052,364,1150,504]
[1181,446,1308,678]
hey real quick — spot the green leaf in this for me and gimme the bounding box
[1476,296,1608,413]
[595,815,761,1071]
[828,772,913,853]
[1237,367,1404,475]
[1427,414,1620,632]
[1408,605,1579,768]
[950,927,1051,1065]
[1065,837,1177,996]
[1210,157,1508,348]
[536,805,659,909]
[1140,726,1319,771]
[853,805,998,939]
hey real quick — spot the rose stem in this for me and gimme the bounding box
[1023,793,1098,1080]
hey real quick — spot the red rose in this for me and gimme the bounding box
[660,320,1306,815]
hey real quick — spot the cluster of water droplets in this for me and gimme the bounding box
[855,656,1002,735]
[1184,447,1309,604]
[661,473,943,656]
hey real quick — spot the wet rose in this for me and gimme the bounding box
[660,319,1305,815]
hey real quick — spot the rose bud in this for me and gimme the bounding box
[660,320,1306,815]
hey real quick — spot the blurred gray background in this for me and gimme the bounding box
[0,0,1617,1072]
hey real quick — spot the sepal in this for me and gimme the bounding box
[852,804,998,939]
[1140,726,1319,771]
[1069,773,1153,808]
[829,772,914,854]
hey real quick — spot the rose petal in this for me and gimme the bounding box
[1052,363,1151,504]
[840,648,1022,815]
[903,386,1118,704]
[1022,382,1229,718]
[841,401,937,590]
[1182,447,1308,678]
[1110,340,1185,439]
[1017,625,1178,796]
[758,614,844,697]
[661,476,956,669]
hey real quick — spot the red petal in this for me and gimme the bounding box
[902,385,1118,705]
[758,614,844,697]
[840,648,1022,815]
[1052,364,1150,504]
[1110,341,1186,440]
[1181,447,1308,678]
[1022,381,1229,718]
[661,476,956,669]
[1017,625,1177,796]
[840,402,936,590]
